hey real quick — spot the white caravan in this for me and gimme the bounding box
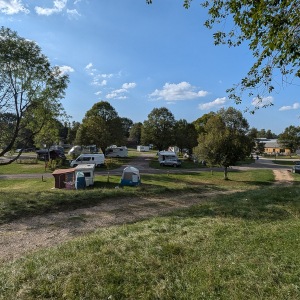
[137,145,150,152]
[75,164,95,187]
[105,146,128,158]
[70,153,105,167]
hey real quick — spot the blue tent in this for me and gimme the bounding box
[120,166,141,187]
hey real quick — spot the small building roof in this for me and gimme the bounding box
[52,168,76,175]
[75,164,96,170]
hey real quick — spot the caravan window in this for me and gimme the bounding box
[83,172,91,177]
[82,157,91,161]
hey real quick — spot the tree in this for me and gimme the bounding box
[67,121,81,145]
[194,107,252,179]
[76,101,124,153]
[0,27,68,164]
[278,126,300,153]
[174,119,198,153]
[120,117,133,138]
[34,119,61,150]
[142,107,176,151]
[129,122,143,145]
[192,112,216,135]
[147,1,300,109]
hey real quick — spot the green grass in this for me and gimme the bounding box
[272,160,296,166]
[0,170,274,224]
[0,161,51,174]
[1,185,300,299]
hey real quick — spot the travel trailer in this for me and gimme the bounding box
[137,145,150,152]
[75,164,95,187]
[105,146,128,158]
[70,153,105,167]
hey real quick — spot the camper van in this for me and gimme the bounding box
[105,146,128,158]
[158,151,178,162]
[70,153,105,167]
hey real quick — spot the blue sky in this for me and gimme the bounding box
[1,0,300,134]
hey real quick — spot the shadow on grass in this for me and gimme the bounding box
[172,184,300,222]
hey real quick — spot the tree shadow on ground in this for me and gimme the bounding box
[171,184,300,222]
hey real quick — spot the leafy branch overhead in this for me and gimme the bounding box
[0,27,69,163]
[147,1,300,109]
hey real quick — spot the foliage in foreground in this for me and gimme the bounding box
[0,185,300,299]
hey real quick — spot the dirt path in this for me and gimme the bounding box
[0,190,233,263]
[273,169,294,184]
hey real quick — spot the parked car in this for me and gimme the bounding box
[292,165,300,174]
[36,149,66,161]
[160,159,181,167]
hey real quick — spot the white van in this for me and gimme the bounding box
[105,146,128,158]
[70,153,105,167]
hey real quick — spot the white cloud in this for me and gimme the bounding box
[252,96,274,107]
[35,0,67,16]
[279,102,300,111]
[85,63,93,70]
[105,82,136,100]
[106,92,128,100]
[122,82,136,89]
[59,65,74,75]
[198,97,227,110]
[95,91,102,96]
[149,82,208,101]
[0,0,29,14]
[67,8,80,19]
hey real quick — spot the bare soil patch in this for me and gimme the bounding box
[0,190,231,263]
[273,169,294,184]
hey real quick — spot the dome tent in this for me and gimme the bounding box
[120,166,141,187]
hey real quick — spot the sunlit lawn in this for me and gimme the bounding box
[1,182,299,299]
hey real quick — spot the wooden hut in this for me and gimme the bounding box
[52,168,76,189]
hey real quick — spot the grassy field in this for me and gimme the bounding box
[0,170,274,224]
[1,167,300,299]
[0,181,300,299]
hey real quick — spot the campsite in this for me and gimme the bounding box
[0,149,300,299]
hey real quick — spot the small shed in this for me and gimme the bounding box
[120,166,141,187]
[52,168,76,189]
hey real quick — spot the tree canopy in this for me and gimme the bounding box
[278,125,300,153]
[194,107,252,179]
[142,107,176,151]
[174,119,198,153]
[76,101,125,153]
[0,27,68,164]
